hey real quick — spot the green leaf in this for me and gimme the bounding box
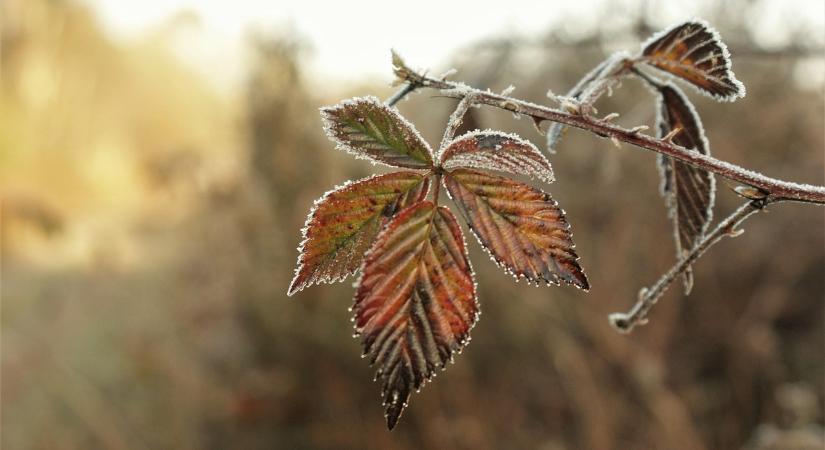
[321,96,434,168]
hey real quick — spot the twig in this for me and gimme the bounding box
[439,94,476,153]
[607,199,768,333]
[386,82,418,107]
[391,57,825,205]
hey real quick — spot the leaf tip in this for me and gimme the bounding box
[383,384,410,430]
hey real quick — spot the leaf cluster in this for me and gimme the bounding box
[290,20,754,428]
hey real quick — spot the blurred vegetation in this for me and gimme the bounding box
[1,0,823,449]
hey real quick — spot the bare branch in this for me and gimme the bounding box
[391,55,825,205]
[607,198,768,333]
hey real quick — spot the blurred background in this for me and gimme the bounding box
[1,0,823,448]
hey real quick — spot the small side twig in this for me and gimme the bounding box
[386,82,419,107]
[608,198,769,333]
[439,94,476,152]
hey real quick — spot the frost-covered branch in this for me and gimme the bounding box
[390,55,825,205]
[607,198,768,333]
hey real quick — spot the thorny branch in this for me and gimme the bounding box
[388,54,825,205]
[608,198,768,333]
[388,52,825,333]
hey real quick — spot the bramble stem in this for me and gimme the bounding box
[391,57,825,205]
[607,199,767,333]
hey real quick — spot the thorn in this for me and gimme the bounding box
[733,185,768,200]
[610,136,621,148]
[637,287,650,301]
[561,99,580,114]
[499,99,521,114]
[630,125,649,133]
[662,127,682,142]
[500,84,515,96]
[546,89,560,102]
[601,112,620,122]
[439,68,457,80]
[531,116,546,136]
[725,227,745,238]
[580,103,598,115]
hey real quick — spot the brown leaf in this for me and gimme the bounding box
[321,96,434,168]
[354,201,478,429]
[288,172,429,295]
[640,20,745,101]
[444,169,588,289]
[441,130,555,183]
[656,83,715,294]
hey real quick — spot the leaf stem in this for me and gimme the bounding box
[439,94,476,157]
[391,57,825,205]
[607,198,767,333]
[386,82,418,107]
[432,172,442,206]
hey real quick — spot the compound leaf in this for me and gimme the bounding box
[441,130,555,183]
[655,83,715,294]
[444,169,588,289]
[354,201,478,429]
[640,20,745,101]
[288,172,429,295]
[321,96,434,168]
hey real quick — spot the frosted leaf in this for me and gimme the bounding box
[639,19,746,102]
[321,96,434,168]
[288,172,429,295]
[443,168,588,289]
[441,130,555,184]
[353,201,478,429]
[655,82,715,294]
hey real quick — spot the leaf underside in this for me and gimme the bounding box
[444,168,588,290]
[441,130,555,183]
[655,83,715,294]
[321,96,434,168]
[354,201,478,429]
[641,20,745,101]
[288,172,430,295]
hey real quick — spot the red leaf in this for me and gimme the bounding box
[444,169,588,290]
[640,20,745,101]
[321,96,434,168]
[354,201,478,429]
[655,83,715,294]
[441,130,555,183]
[288,172,429,295]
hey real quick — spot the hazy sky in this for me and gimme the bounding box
[85,0,824,94]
